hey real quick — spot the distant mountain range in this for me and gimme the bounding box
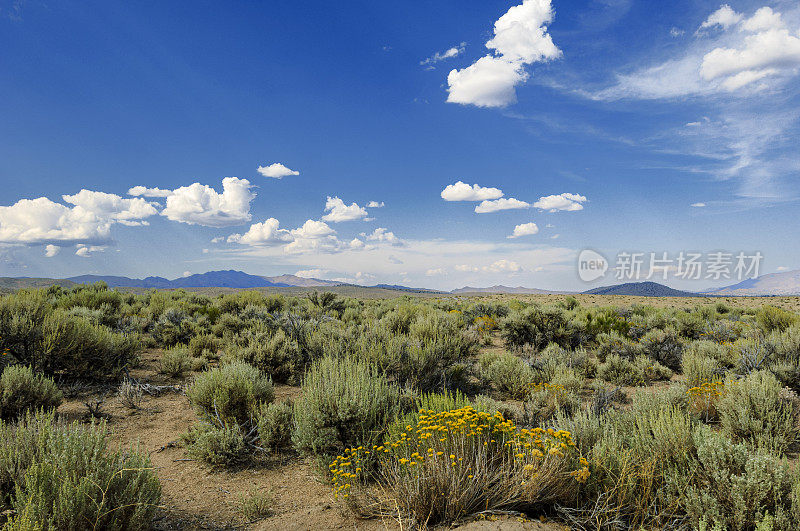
[451,285,556,294]
[2,269,799,296]
[67,270,341,289]
[583,281,701,297]
[702,269,800,296]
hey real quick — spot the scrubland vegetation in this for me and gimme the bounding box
[2,282,800,528]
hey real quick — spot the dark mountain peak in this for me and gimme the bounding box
[583,281,700,297]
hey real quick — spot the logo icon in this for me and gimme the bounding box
[578,249,608,282]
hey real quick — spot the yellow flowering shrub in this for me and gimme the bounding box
[686,380,725,422]
[330,406,588,525]
[474,315,498,334]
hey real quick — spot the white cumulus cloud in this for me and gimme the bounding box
[257,162,299,179]
[44,244,60,257]
[128,186,172,198]
[699,4,743,30]
[366,201,385,208]
[161,177,254,227]
[366,227,403,245]
[421,43,466,67]
[474,197,530,213]
[533,193,586,212]
[508,222,539,238]
[227,218,293,245]
[447,0,561,107]
[441,181,504,201]
[321,196,368,222]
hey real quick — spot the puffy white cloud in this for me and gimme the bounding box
[227,218,292,245]
[366,201,385,208]
[447,56,528,107]
[474,197,530,213]
[699,4,742,30]
[44,244,59,257]
[485,259,522,273]
[257,162,299,179]
[0,189,157,247]
[691,202,707,207]
[62,190,158,226]
[426,268,446,276]
[128,186,172,198]
[508,222,539,238]
[741,6,783,32]
[161,177,254,227]
[447,0,561,107]
[421,43,466,67]
[366,227,403,245]
[458,259,524,273]
[485,0,561,63]
[321,196,368,222]
[441,181,504,201]
[75,244,105,257]
[533,193,587,212]
[291,219,335,239]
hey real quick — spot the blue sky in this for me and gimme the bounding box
[1,0,799,291]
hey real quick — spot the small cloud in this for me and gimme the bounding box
[321,196,368,223]
[475,198,530,213]
[296,268,328,278]
[507,222,539,239]
[366,201,385,208]
[366,227,403,245]
[441,181,503,201]
[550,234,560,239]
[257,162,299,179]
[670,27,685,37]
[426,268,446,276]
[44,245,60,258]
[691,202,707,207]
[182,271,192,277]
[699,4,742,31]
[420,43,466,67]
[533,193,587,212]
[75,244,105,257]
[128,186,172,197]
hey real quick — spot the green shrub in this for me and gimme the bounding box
[595,332,643,362]
[293,355,400,457]
[0,292,137,379]
[187,362,274,428]
[0,410,160,528]
[756,306,798,334]
[718,371,799,455]
[683,342,724,387]
[597,354,640,386]
[188,333,222,358]
[0,365,62,420]
[678,425,798,530]
[640,328,684,371]
[224,328,308,384]
[481,352,534,399]
[183,424,247,466]
[257,401,294,453]
[501,307,576,351]
[159,346,191,378]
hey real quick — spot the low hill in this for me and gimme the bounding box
[68,270,290,289]
[583,281,701,297]
[705,269,800,296]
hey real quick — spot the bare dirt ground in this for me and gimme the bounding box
[56,349,565,530]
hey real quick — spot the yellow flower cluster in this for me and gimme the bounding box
[687,380,726,421]
[528,382,566,397]
[473,315,498,333]
[331,407,589,498]
[687,380,725,399]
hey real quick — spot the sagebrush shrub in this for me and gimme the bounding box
[257,401,294,453]
[678,425,798,530]
[159,346,191,377]
[595,332,643,362]
[0,410,160,529]
[501,306,576,351]
[187,361,274,428]
[718,370,799,455]
[481,352,534,399]
[293,355,400,457]
[683,341,727,387]
[0,365,62,420]
[640,328,684,371]
[756,306,798,334]
[183,424,248,466]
